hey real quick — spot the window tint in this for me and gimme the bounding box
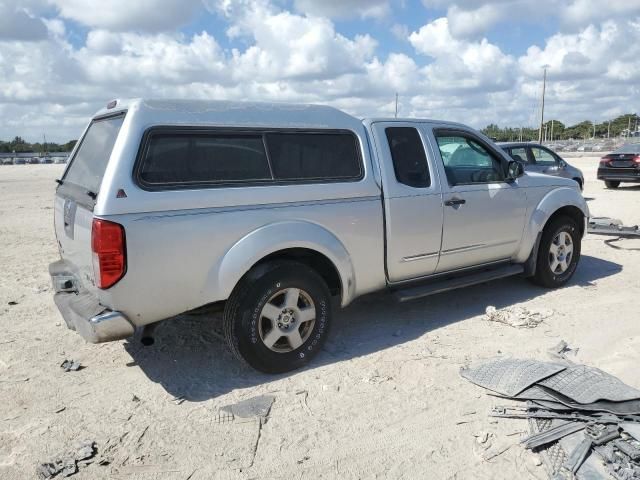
[435,134,505,185]
[139,134,271,185]
[384,127,430,188]
[265,133,361,181]
[531,147,557,166]
[508,147,529,164]
[63,114,125,192]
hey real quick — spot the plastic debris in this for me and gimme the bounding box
[460,358,566,397]
[60,360,82,372]
[461,354,640,479]
[221,394,274,419]
[483,305,553,328]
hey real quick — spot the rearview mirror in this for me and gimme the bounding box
[507,160,525,181]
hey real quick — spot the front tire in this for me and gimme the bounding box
[223,261,332,373]
[605,180,620,189]
[531,216,581,288]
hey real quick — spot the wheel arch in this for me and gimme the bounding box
[516,187,588,264]
[210,221,356,307]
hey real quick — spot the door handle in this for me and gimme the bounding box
[444,198,466,207]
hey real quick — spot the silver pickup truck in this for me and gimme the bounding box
[50,99,588,373]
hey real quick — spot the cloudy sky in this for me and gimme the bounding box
[1,0,640,142]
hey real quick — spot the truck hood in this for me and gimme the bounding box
[518,172,581,191]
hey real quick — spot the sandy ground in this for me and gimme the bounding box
[1,159,639,480]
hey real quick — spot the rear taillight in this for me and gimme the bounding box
[91,219,126,289]
[599,156,611,167]
[634,155,640,164]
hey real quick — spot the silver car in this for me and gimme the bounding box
[499,142,585,190]
[49,99,588,373]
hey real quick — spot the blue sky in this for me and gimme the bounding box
[1,0,639,142]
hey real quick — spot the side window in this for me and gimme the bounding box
[531,147,557,166]
[384,127,430,188]
[139,134,271,185]
[508,147,529,164]
[265,133,362,181]
[435,133,505,185]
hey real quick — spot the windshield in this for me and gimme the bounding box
[63,113,125,193]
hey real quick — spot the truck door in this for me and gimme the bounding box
[370,122,444,282]
[429,128,527,273]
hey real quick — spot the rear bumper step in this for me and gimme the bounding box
[50,260,134,343]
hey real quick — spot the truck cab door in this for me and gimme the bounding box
[370,122,443,282]
[429,128,528,273]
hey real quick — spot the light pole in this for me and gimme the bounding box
[538,66,548,144]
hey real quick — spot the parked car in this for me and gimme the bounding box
[499,142,585,190]
[28,157,40,164]
[41,156,53,164]
[13,157,26,165]
[49,99,588,373]
[54,156,68,164]
[597,143,640,189]
[1,158,13,165]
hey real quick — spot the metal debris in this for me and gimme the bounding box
[563,437,593,474]
[60,360,82,372]
[521,420,586,449]
[37,440,97,479]
[483,305,553,328]
[462,355,640,479]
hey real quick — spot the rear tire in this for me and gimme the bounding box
[223,260,332,374]
[531,215,581,288]
[605,180,620,189]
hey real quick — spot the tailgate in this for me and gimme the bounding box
[54,113,125,292]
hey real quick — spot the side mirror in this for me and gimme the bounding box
[559,160,567,168]
[507,160,525,181]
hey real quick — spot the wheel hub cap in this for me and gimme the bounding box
[258,288,316,353]
[549,230,574,274]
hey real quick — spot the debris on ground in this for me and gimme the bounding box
[37,440,97,479]
[461,355,640,479]
[220,394,275,419]
[60,360,82,372]
[483,306,553,328]
[548,340,579,360]
[7,301,18,306]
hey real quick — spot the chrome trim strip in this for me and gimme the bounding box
[402,252,439,262]
[441,239,517,255]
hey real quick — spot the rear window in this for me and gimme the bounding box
[139,134,271,185]
[384,127,430,188]
[137,129,362,188]
[63,114,125,193]
[265,133,361,181]
[613,143,640,154]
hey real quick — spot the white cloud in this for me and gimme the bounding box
[409,17,515,91]
[562,0,640,26]
[1,0,640,142]
[446,4,506,38]
[0,2,48,41]
[50,0,202,31]
[293,0,390,19]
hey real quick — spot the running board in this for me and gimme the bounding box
[393,264,524,302]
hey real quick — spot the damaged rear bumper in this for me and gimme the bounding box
[49,260,134,343]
